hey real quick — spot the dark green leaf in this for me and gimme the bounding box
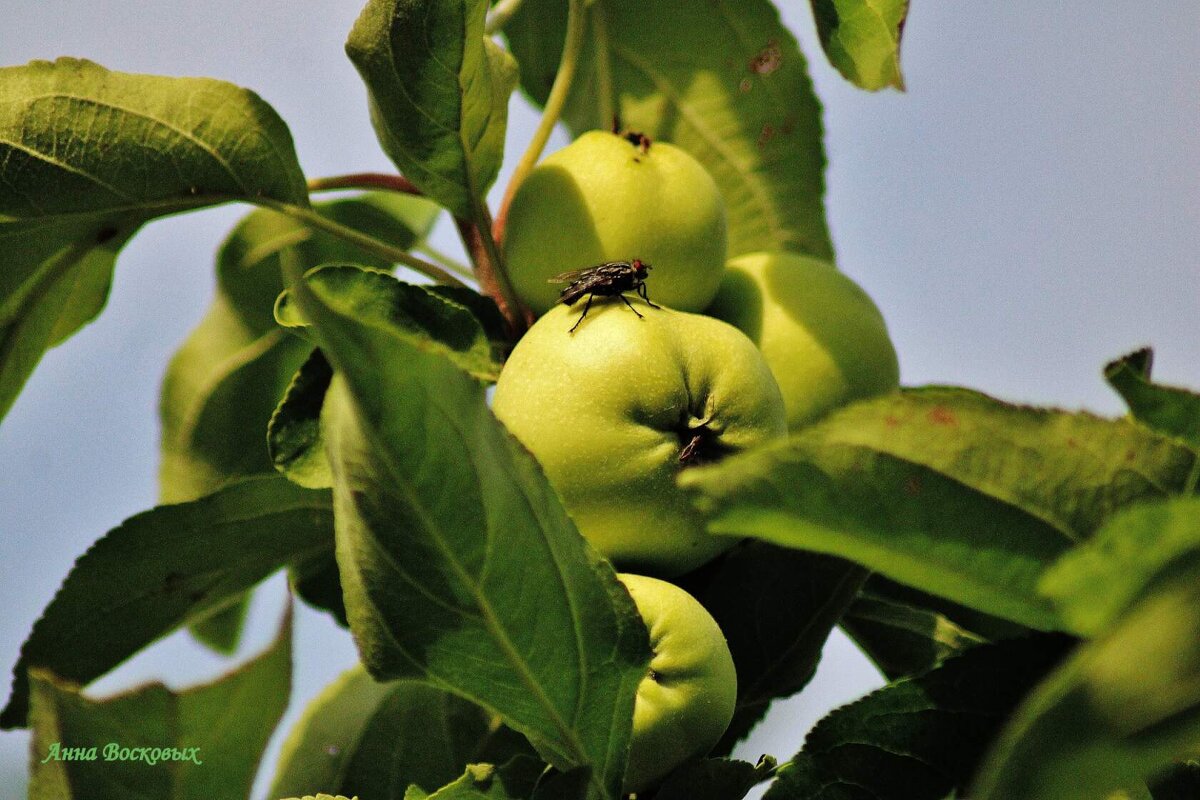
[276,265,498,381]
[973,578,1200,800]
[840,585,988,680]
[1152,762,1200,799]
[159,296,311,503]
[421,758,545,800]
[218,194,440,335]
[188,595,252,656]
[288,268,650,798]
[346,0,517,217]
[271,666,537,799]
[809,0,909,91]
[679,544,866,753]
[0,477,331,729]
[28,607,291,800]
[505,0,831,260]
[1105,348,1200,450]
[1041,497,1200,638]
[684,388,1199,630]
[683,433,1072,631]
[269,348,336,490]
[289,548,348,628]
[655,755,777,800]
[0,57,307,422]
[765,636,1071,800]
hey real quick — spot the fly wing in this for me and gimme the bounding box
[548,267,596,284]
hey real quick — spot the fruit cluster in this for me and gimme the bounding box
[494,130,900,792]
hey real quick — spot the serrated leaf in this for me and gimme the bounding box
[276,265,499,381]
[0,57,307,423]
[679,544,866,754]
[682,425,1073,631]
[0,477,331,730]
[809,0,909,91]
[1040,498,1200,638]
[1105,348,1200,451]
[684,388,1199,630]
[797,388,1198,539]
[655,755,777,800]
[346,0,517,218]
[29,607,292,800]
[764,636,1071,800]
[505,0,831,260]
[840,585,988,680]
[271,665,538,799]
[287,267,650,798]
[973,578,1200,800]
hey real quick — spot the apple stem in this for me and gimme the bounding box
[492,0,587,247]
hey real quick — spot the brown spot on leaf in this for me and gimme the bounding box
[750,40,783,75]
[904,475,922,496]
[739,77,753,93]
[928,406,957,426]
[758,123,776,146]
[884,415,901,428]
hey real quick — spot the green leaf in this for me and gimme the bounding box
[973,578,1200,800]
[0,57,307,423]
[1040,498,1200,638]
[655,755,777,800]
[288,267,650,798]
[269,348,337,490]
[269,266,502,490]
[346,0,517,218]
[28,607,292,800]
[188,595,252,656]
[276,265,499,381]
[505,0,832,260]
[159,295,312,503]
[218,194,441,335]
[684,388,1199,630]
[1105,348,1200,451]
[421,758,545,800]
[1152,762,1200,799]
[764,636,1071,800]
[271,665,538,799]
[0,476,331,730]
[809,0,909,91]
[679,544,866,753]
[279,796,357,800]
[840,584,988,680]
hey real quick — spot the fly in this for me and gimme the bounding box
[550,258,661,333]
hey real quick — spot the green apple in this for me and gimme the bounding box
[706,251,900,429]
[492,301,786,576]
[502,130,728,315]
[618,572,737,793]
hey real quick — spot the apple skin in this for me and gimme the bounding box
[492,301,786,577]
[706,251,900,429]
[618,573,737,793]
[502,130,728,315]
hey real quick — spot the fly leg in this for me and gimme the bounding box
[569,294,595,333]
[638,283,661,309]
[620,293,646,319]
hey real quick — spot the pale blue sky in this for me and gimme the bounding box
[1,2,1197,797]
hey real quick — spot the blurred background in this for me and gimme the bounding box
[1,2,1197,797]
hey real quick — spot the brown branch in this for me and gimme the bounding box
[307,173,423,195]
